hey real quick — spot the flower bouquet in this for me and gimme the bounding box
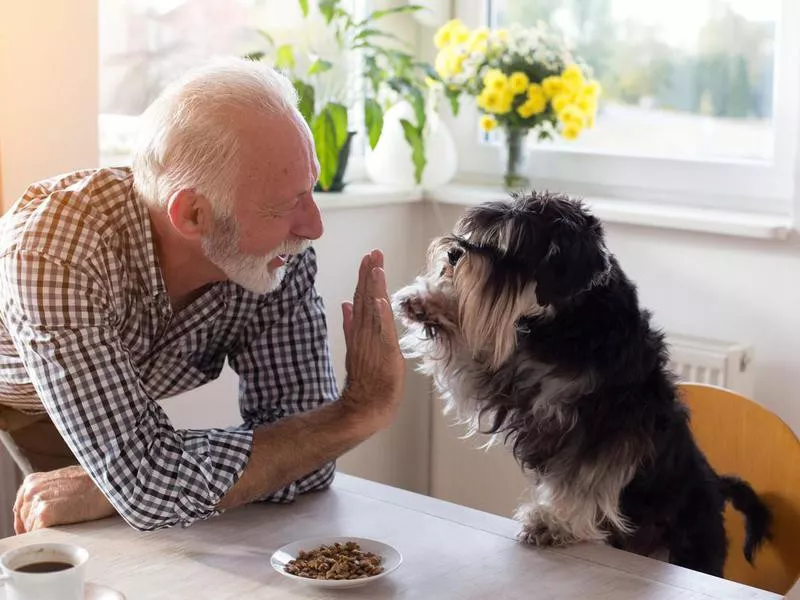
[432,19,602,189]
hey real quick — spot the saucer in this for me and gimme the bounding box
[271,536,402,589]
[0,582,125,599]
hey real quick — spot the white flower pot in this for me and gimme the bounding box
[365,101,458,189]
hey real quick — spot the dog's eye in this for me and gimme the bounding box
[447,247,464,266]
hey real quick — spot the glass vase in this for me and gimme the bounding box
[499,127,531,191]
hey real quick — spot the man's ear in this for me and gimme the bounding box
[166,189,214,240]
[534,213,611,306]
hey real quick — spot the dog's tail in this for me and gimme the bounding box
[719,475,772,563]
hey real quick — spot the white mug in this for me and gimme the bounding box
[0,542,88,600]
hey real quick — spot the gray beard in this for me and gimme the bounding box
[201,214,309,295]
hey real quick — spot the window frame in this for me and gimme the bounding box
[447,0,800,216]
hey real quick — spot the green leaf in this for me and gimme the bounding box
[406,86,426,131]
[357,4,424,27]
[363,55,385,96]
[307,57,333,76]
[418,63,439,81]
[276,44,296,70]
[400,119,425,185]
[319,0,339,23]
[312,109,339,191]
[298,0,309,17]
[364,98,384,150]
[257,29,275,47]
[293,79,315,125]
[388,78,426,130]
[327,102,349,149]
[243,51,265,62]
[445,87,461,117]
[353,28,403,45]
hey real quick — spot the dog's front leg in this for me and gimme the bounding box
[515,502,583,547]
[514,484,610,548]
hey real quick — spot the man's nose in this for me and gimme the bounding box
[292,193,323,240]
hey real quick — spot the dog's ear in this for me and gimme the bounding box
[534,210,610,306]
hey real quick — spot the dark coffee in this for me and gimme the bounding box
[15,561,73,573]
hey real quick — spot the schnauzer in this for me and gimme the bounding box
[392,190,771,576]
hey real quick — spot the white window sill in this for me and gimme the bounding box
[315,183,422,210]
[316,180,794,241]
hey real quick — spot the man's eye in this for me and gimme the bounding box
[447,247,464,266]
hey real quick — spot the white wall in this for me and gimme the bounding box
[0,0,99,207]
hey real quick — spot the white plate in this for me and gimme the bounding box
[0,582,125,599]
[270,536,402,589]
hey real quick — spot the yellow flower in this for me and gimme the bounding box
[583,79,602,99]
[450,54,465,76]
[562,122,583,141]
[516,102,536,119]
[477,89,500,112]
[478,88,513,115]
[527,83,546,104]
[528,83,544,97]
[495,28,509,42]
[434,19,470,49]
[524,94,547,116]
[541,76,566,98]
[434,48,465,79]
[558,104,586,127]
[479,114,498,132]
[562,64,585,87]
[466,27,489,53]
[483,68,507,88]
[576,94,597,114]
[551,93,572,114]
[435,50,450,77]
[509,72,530,94]
[498,90,514,114]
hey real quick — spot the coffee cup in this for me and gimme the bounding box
[0,542,88,600]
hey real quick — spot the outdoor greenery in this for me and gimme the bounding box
[500,0,774,119]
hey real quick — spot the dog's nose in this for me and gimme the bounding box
[447,247,464,266]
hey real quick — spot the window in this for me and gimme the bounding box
[98,0,365,167]
[450,0,800,214]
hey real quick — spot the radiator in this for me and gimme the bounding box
[666,333,755,397]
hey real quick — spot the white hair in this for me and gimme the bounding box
[132,57,299,218]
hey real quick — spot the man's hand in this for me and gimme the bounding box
[340,249,406,434]
[13,466,116,534]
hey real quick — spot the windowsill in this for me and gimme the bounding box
[315,182,421,210]
[426,184,794,241]
[316,180,795,241]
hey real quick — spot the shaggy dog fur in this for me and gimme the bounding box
[392,190,771,576]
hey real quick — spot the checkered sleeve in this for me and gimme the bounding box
[0,247,253,531]
[227,247,340,503]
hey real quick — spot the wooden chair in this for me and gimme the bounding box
[678,383,800,595]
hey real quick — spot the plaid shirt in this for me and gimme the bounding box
[0,168,338,530]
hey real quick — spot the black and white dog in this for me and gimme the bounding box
[392,190,771,576]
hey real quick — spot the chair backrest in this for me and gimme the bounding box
[679,383,800,595]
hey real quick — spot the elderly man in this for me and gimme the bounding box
[0,57,405,533]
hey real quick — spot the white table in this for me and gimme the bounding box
[0,473,781,599]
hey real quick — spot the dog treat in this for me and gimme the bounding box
[284,541,384,580]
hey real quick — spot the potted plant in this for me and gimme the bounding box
[247,0,436,191]
[431,19,602,190]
